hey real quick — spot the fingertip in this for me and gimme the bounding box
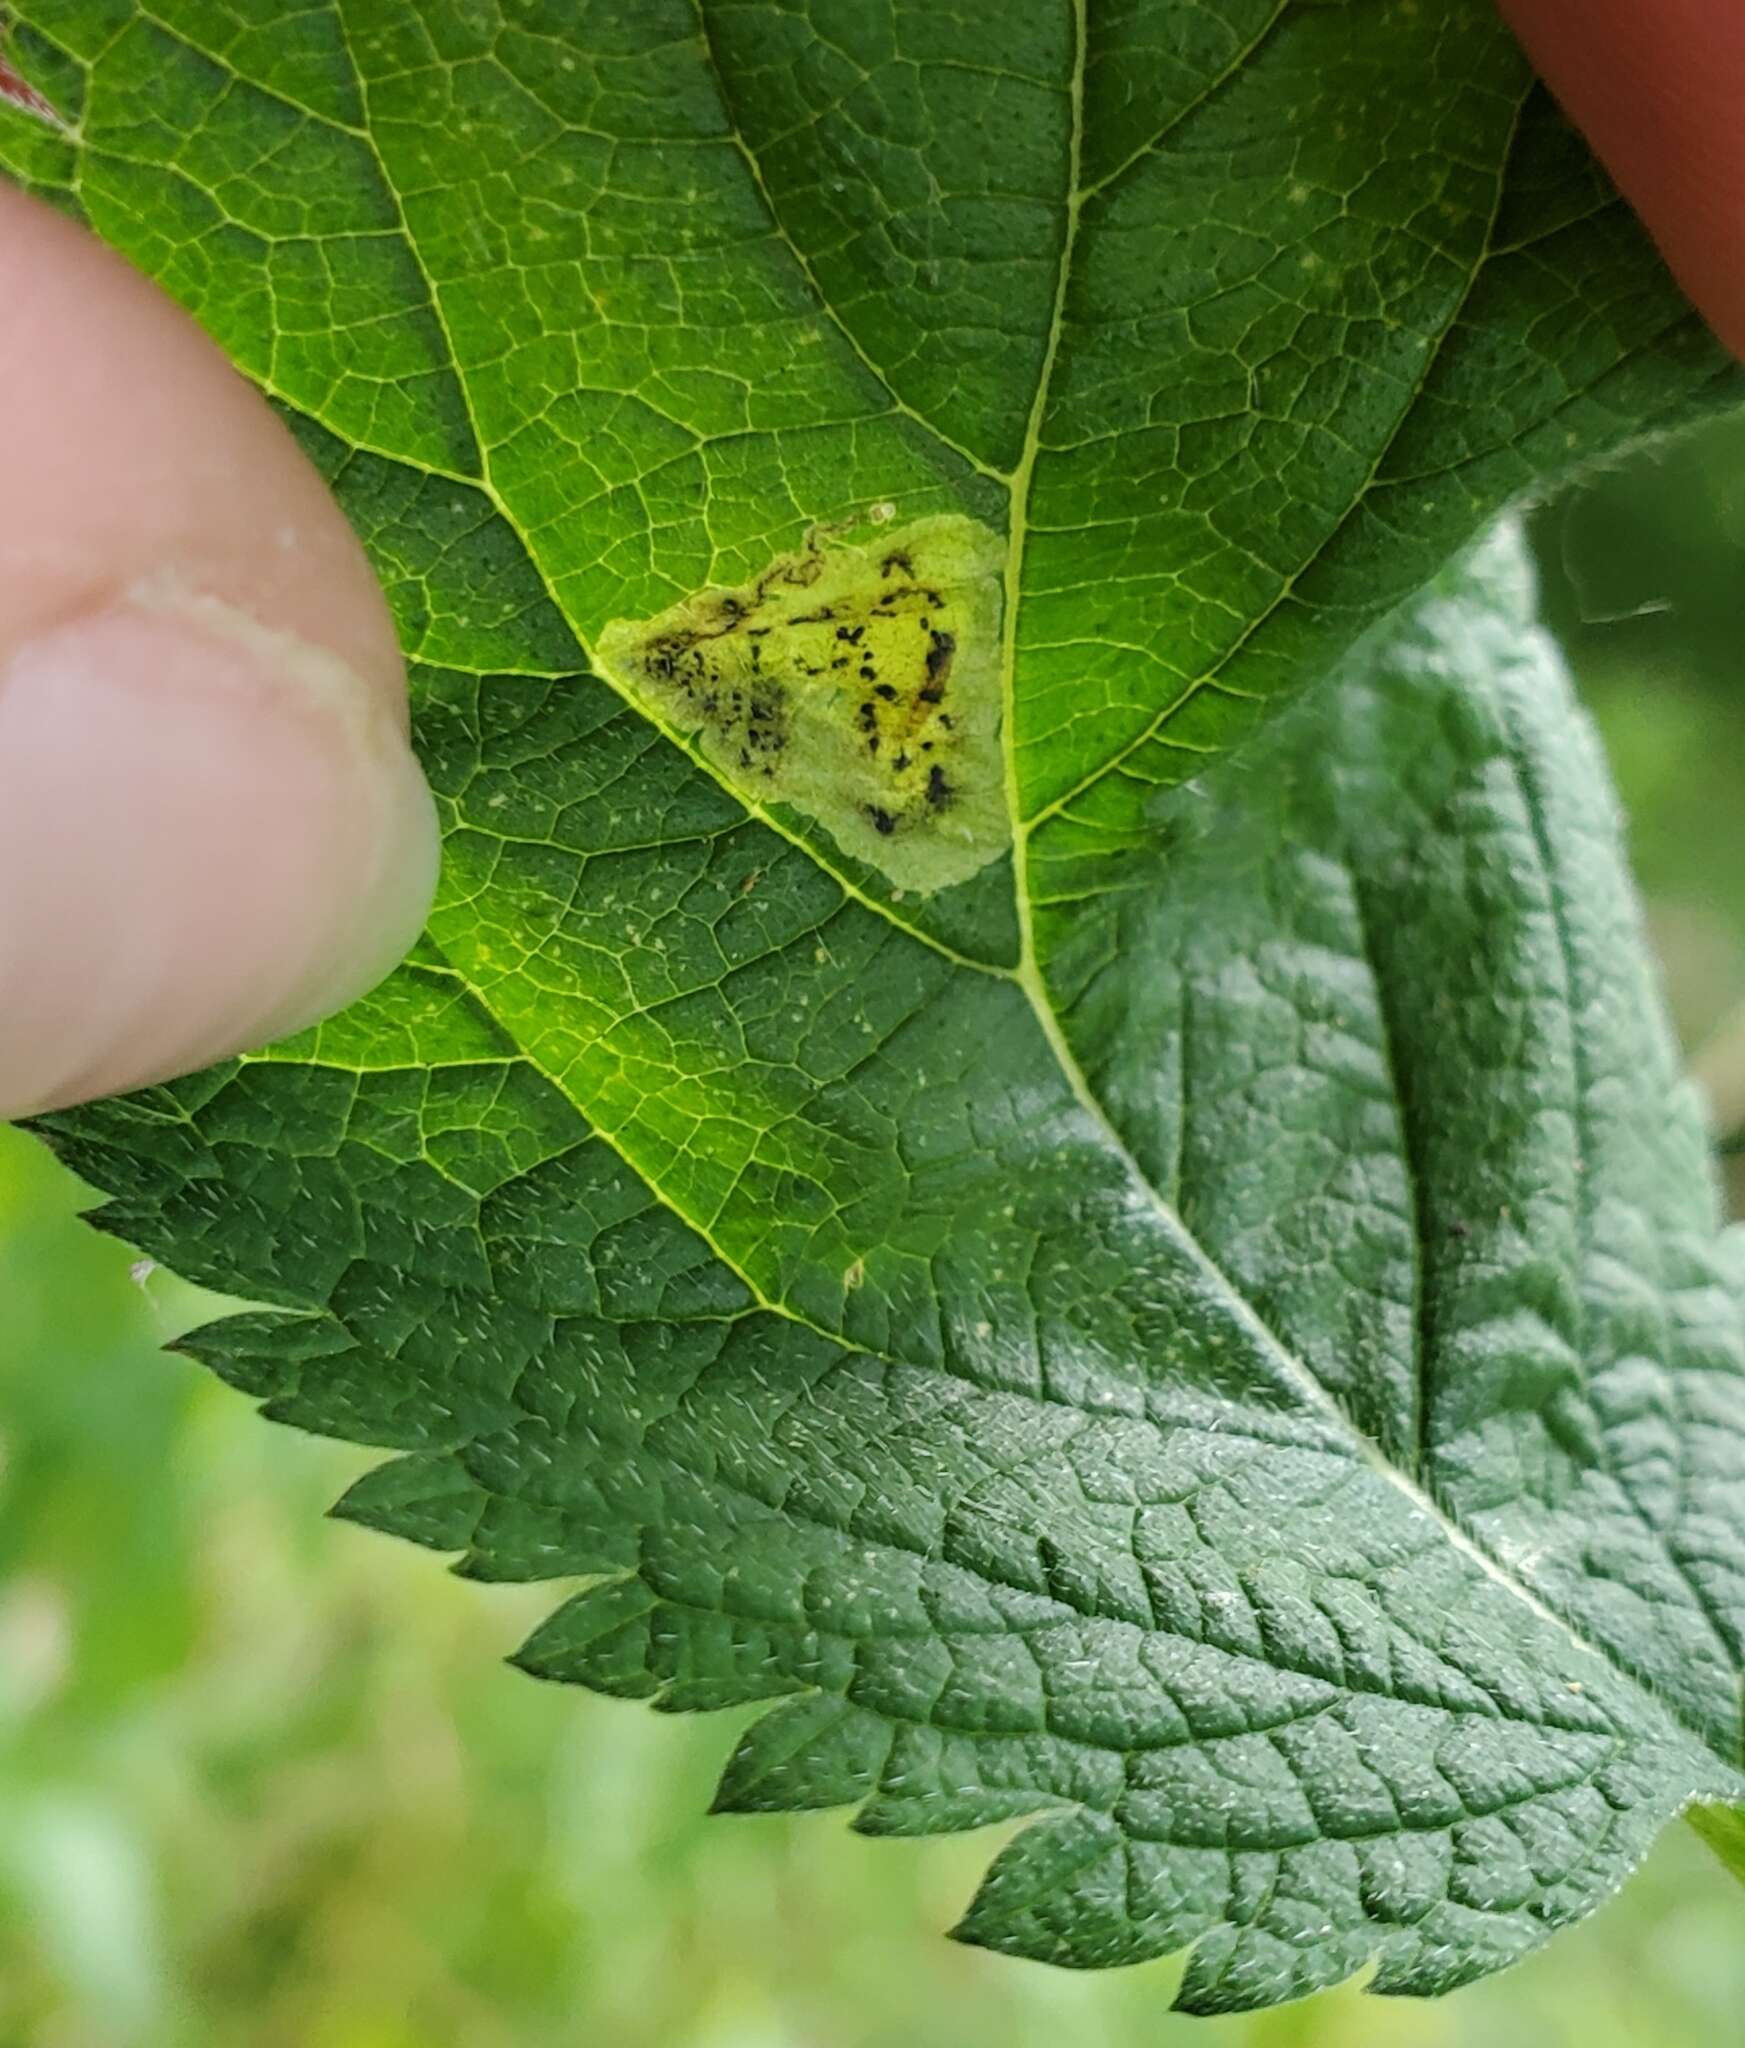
[0,584,438,1118]
[0,180,438,1115]
[1498,0,1745,360]
[0,179,407,713]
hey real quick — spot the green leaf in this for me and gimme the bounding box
[6,0,1745,2013]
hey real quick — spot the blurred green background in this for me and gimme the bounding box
[5,422,1745,2047]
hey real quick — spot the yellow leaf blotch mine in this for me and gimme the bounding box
[598,513,1011,894]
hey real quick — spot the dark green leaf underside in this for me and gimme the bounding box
[6,0,1745,2014]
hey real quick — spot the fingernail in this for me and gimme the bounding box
[0,579,439,1118]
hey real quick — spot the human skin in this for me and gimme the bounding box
[0,4,1734,1117]
[1497,1,1745,361]
[0,180,437,1117]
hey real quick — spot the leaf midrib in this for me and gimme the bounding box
[977,10,1742,1766]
